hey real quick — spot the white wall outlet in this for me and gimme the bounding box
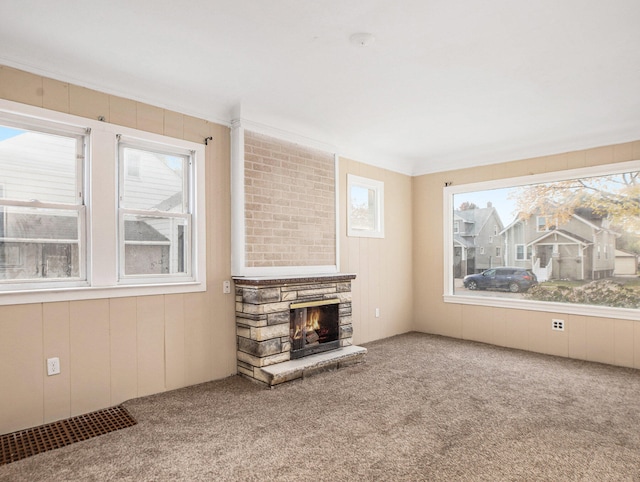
[375,308,380,318]
[552,319,565,331]
[47,357,61,376]
[223,280,231,294]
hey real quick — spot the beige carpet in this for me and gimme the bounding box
[2,332,640,481]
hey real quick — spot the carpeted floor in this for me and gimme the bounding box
[2,332,640,481]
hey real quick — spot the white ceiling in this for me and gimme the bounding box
[1,0,639,175]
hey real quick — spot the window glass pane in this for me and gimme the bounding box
[452,168,640,309]
[0,206,80,280]
[121,147,186,212]
[0,125,79,204]
[123,214,188,275]
[350,185,376,231]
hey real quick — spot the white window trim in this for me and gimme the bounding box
[515,244,525,261]
[536,216,548,232]
[0,99,206,305]
[117,137,194,284]
[347,174,385,239]
[443,159,640,321]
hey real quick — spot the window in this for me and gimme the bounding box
[494,225,498,235]
[118,139,193,282]
[0,99,206,304]
[454,221,459,234]
[347,174,384,238]
[489,236,493,244]
[496,247,501,257]
[536,216,549,232]
[445,160,640,318]
[479,247,485,255]
[0,115,86,289]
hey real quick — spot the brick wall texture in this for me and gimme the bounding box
[244,131,336,267]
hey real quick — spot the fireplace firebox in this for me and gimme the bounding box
[290,299,340,359]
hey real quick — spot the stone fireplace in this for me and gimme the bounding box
[233,274,366,386]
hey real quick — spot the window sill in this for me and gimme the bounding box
[443,294,640,321]
[0,281,206,306]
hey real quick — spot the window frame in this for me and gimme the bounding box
[0,112,88,290]
[347,174,385,239]
[117,137,194,284]
[0,99,206,305]
[443,159,640,321]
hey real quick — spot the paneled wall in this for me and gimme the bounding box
[339,158,414,344]
[0,65,417,435]
[413,141,640,368]
[0,66,237,434]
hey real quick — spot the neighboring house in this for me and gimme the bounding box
[501,208,618,281]
[453,203,505,276]
[0,131,181,280]
[614,249,638,276]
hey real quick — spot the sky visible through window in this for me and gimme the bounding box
[454,187,516,225]
[0,126,24,141]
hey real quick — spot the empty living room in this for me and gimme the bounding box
[1,1,640,480]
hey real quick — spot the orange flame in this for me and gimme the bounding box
[306,308,321,331]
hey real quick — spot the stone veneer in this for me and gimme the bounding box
[234,274,363,385]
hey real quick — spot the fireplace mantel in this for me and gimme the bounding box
[232,273,356,287]
[233,273,365,386]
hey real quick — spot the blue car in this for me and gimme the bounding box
[463,267,538,293]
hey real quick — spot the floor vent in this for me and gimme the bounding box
[0,405,137,466]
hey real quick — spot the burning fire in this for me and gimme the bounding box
[292,308,321,340]
[307,308,321,331]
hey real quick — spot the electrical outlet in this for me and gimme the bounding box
[223,280,231,294]
[552,319,564,331]
[47,357,60,376]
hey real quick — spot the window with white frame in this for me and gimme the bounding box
[496,246,501,257]
[118,138,193,282]
[0,115,86,288]
[347,174,384,238]
[444,160,640,317]
[536,216,550,232]
[0,99,206,303]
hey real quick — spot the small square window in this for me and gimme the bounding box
[347,174,384,238]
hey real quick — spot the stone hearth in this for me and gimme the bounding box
[233,274,366,386]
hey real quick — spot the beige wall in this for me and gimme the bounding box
[0,66,237,434]
[8,60,636,436]
[0,66,416,435]
[413,141,640,368]
[339,158,414,344]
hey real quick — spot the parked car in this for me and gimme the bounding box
[463,267,538,293]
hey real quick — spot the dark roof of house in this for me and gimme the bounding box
[2,214,168,243]
[124,220,169,242]
[455,207,501,236]
[4,213,78,240]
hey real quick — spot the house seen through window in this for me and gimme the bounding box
[118,141,192,280]
[448,163,640,311]
[0,121,85,286]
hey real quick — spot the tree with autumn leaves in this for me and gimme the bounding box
[512,171,640,241]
